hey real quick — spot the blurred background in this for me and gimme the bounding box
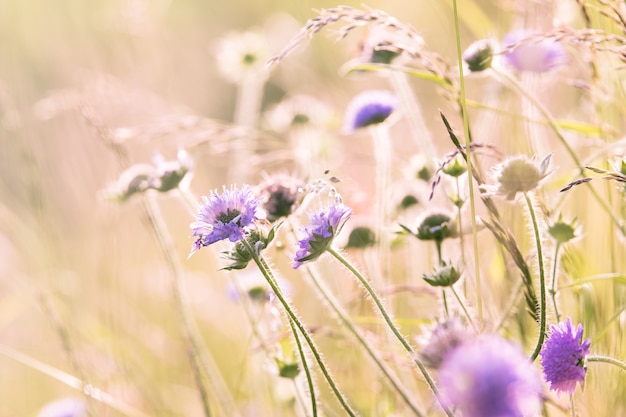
[1,0,624,416]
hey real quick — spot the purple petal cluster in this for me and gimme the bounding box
[540,318,591,396]
[190,185,262,254]
[502,30,567,73]
[292,204,352,269]
[342,90,398,134]
[439,335,542,417]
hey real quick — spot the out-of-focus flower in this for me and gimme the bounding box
[151,149,193,192]
[357,24,425,65]
[101,163,156,202]
[548,215,581,244]
[540,318,591,396]
[292,204,352,268]
[502,30,568,73]
[401,211,457,243]
[265,94,334,133]
[37,397,87,417]
[101,149,193,201]
[463,39,494,72]
[256,172,304,223]
[439,335,542,417]
[417,318,473,369]
[190,185,262,254]
[403,154,434,182]
[485,154,552,200]
[342,90,398,134]
[215,30,271,83]
[345,225,376,249]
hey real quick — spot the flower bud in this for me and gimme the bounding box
[463,39,493,72]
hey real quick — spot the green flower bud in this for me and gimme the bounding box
[423,261,462,287]
[275,357,300,379]
[220,226,277,271]
[548,215,580,244]
[463,39,493,72]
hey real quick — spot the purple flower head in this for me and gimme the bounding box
[190,185,262,254]
[540,318,591,396]
[292,204,352,269]
[502,30,568,73]
[439,335,542,417]
[37,397,87,417]
[342,90,398,134]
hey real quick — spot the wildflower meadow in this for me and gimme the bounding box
[2,1,626,416]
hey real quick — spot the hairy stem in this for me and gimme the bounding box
[242,239,357,417]
[550,242,562,323]
[525,193,547,362]
[327,247,454,417]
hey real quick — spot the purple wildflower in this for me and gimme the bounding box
[37,397,87,417]
[439,335,542,417]
[190,185,262,254]
[342,90,398,134]
[540,318,591,396]
[292,204,352,269]
[502,30,568,73]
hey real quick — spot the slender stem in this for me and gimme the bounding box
[287,317,317,417]
[286,218,425,416]
[144,193,223,417]
[370,124,392,283]
[0,343,150,417]
[449,285,477,332]
[442,289,450,319]
[452,0,483,325]
[587,355,626,371]
[302,264,425,417]
[454,177,467,294]
[241,239,358,417]
[386,71,437,168]
[494,280,524,332]
[569,395,576,417]
[327,247,454,417]
[178,185,200,214]
[257,255,317,417]
[525,193,547,362]
[550,243,562,323]
[231,74,266,184]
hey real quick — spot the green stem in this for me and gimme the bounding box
[587,355,626,371]
[242,239,357,417]
[449,285,477,332]
[525,193,547,362]
[452,0,483,325]
[287,316,317,417]
[302,264,425,416]
[327,247,454,417]
[442,289,450,319]
[144,194,213,417]
[550,243,562,323]
[257,256,317,417]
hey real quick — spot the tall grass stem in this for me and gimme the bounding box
[452,0,483,325]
